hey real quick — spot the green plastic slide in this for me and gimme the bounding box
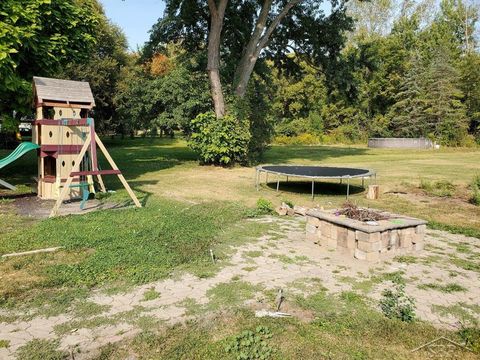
[0,142,39,170]
[0,142,39,190]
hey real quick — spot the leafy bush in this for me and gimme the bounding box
[245,198,274,218]
[274,133,320,145]
[189,112,251,165]
[276,118,311,137]
[225,326,275,360]
[327,124,368,144]
[471,175,480,206]
[420,179,456,197]
[233,81,274,162]
[256,198,274,214]
[379,284,416,322]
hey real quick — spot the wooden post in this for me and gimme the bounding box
[366,185,380,200]
[95,137,141,208]
[88,118,106,193]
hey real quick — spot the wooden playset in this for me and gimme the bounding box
[31,76,141,216]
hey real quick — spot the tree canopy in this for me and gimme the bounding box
[0,0,99,117]
[144,0,353,117]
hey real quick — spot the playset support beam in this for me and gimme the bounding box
[95,137,141,208]
[49,133,142,217]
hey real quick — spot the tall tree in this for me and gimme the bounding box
[423,45,468,145]
[459,52,480,140]
[146,0,353,118]
[388,52,429,137]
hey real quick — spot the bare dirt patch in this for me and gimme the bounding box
[0,216,479,359]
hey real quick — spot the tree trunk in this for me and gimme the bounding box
[207,0,228,118]
[234,0,273,98]
[208,68,225,118]
[235,47,263,98]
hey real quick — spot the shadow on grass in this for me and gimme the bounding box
[263,180,365,197]
[0,137,196,197]
[1,138,370,198]
[262,145,369,164]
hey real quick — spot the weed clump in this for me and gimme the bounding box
[246,198,274,217]
[16,339,66,360]
[225,326,275,360]
[379,284,416,322]
[458,324,480,354]
[417,282,467,293]
[420,179,456,197]
[470,174,480,205]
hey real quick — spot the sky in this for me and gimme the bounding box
[101,0,165,50]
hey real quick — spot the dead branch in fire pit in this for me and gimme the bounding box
[337,202,389,222]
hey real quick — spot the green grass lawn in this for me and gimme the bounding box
[1,137,480,358]
[1,137,479,301]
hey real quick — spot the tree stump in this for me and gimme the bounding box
[366,185,380,200]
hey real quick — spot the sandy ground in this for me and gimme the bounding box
[0,216,479,359]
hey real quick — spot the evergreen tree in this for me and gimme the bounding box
[459,51,480,142]
[423,45,468,145]
[388,52,429,137]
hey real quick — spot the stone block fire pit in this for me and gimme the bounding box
[305,208,426,262]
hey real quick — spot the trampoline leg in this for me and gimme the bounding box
[276,175,280,192]
[340,178,342,184]
[286,176,289,183]
[311,180,315,200]
[346,178,350,200]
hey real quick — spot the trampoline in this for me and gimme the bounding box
[255,165,376,199]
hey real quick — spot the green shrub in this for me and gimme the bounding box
[273,133,320,145]
[276,118,311,137]
[471,175,480,206]
[245,198,274,218]
[379,284,416,322]
[273,135,292,145]
[327,124,368,144]
[420,179,456,197]
[224,326,275,360]
[233,85,274,162]
[256,198,273,214]
[189,112,251,165]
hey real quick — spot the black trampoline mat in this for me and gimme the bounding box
[260,165,371,178]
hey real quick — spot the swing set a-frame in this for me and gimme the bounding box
[32,76,141,217]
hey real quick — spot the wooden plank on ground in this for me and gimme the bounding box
[2,247,63,258]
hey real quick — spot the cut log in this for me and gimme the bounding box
[366,185,380,200]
